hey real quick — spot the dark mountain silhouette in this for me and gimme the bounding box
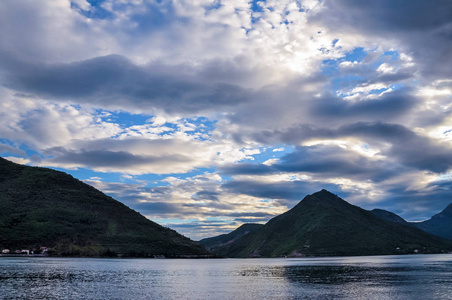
[412,204,452,240]
[0,157,209,257]
[199,223,263,254]
[209,190,452,257]
[370,209,408,224]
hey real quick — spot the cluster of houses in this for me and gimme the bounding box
[1,247,48,255]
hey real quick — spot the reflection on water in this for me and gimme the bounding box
[239,265,413,284]
[1,255,452,299]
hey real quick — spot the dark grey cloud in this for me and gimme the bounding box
[37,136,218,174]
[134,201,182,215]
[310,89,418,122]
[183,201,236,211]
[0,0,450,240]
[0,143,26,156]
[191,190,220,201]
[338,122,452,173]
[222,179,344,203]
[44,147,192,170]
[220,144,400,183]
[149,187,173,196]
[84,179,273,221]
[314,0,452,79]
[248,122,452,175]
[225,84,420,144]
[320,0,451,33]
[277,146,398,182]
[1,54,250,114]
[219,163,276,176]
[233,217,268,223]
[368,179,452,222]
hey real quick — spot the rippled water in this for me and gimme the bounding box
[1,254,452,299]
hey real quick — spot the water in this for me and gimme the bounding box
[1,254,452,299]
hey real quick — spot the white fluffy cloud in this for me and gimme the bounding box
[1,0,452,238]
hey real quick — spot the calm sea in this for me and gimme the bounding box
[1,254,452,299]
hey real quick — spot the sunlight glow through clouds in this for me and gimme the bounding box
[1,0,451,239]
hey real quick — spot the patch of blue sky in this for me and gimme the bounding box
[71,0,113,20]
[171,167,217,180]
[332,38,339,47]
[129,4,182,34]
[204,0,222,11]
[321,58,340,76]
[99,110,151,127]
[245,145,294,164]
[330,75,366,94]
[0,139,41,158]
[371,50,402,69]
[436,173,452,182]
[159,122,179,132]
[260,198,274,203]
[86,0,105,6]
[49,166,125,182]
[389,83,406,92]
[98,110,217,138]
[189,116,217,129]
[321,48,367,77]
[132,167,220,188]
[250,0,267,24]
[343,47,367,63]
[179,117,217,141]
[365,82,405,96]
[251,0,265,13]
[367,87,392,95]
[0,138,20,149]
[124,173,171,187]
[383,50,400,61]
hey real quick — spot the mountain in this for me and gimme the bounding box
[199,223,263,254]
[213,190,452,257]
[370,209,408,224]
[0,157,209,257]
[412,204,452,240]
[370,207,452,241]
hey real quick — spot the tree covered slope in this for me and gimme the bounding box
[0,157,209,257]
[214,190,452,257]
[199,223,264,255]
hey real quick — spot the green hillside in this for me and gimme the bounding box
[0,157,209,257]
[198,223,263,254]
[217,190,452,257]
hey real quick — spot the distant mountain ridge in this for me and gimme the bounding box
[0,157,209,257]
[199,223,263,254]
[204,190,452,257]
[3,157,451,258]
[412,203,452,240]
[370,206,452,241]
[370,209,408,225]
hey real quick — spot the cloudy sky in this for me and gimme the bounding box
[1,0,451,240]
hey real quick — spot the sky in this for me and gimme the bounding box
[0,0,451,240]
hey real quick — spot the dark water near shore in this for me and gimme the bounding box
[1,254,452,299]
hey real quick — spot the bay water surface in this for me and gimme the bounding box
[1,254,452,299]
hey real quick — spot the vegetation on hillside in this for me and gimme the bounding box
[199,223,264,254]
[208,190,452,257]
[0,157,209,257]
